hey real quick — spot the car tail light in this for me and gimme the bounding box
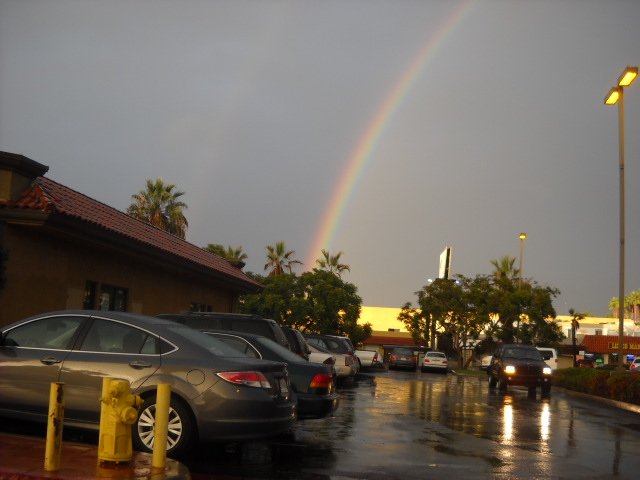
[217,371,271,388]
[373,352,378,362]
[424,359,430,363]
[309,372,334,395]
[390,355,397,361]
[345,356,352,366]
[411,356,417,363]
[310,373,333,389]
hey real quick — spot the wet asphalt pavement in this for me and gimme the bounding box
[185,368,640,479]
[4,368,640,479]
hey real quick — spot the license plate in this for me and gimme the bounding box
[279,377,289,396]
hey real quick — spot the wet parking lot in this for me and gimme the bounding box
[5,368,640,479]
[185,368,640,479]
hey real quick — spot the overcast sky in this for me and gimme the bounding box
[1,0,640,317]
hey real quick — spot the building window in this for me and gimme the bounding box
[83,281,128,311]
[190,303,212,312]
[83,281,97,309]
[595,329,602,336]
[98,284,128,311]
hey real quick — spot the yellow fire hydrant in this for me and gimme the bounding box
[98,377,143,463]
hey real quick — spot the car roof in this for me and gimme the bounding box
[3,309,177,330]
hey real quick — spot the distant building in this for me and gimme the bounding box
[0,151,262,326]
[358,306,640,364]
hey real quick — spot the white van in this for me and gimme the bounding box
[536,347,559,371]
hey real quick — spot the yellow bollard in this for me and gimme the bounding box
[44,382,64,472]
[98,377,143,463]
[152,383,171,470]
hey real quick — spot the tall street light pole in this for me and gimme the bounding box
[604,66,637,372]
[518,232,527,288]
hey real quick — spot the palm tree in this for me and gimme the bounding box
[264,241,302,276]
[568,308,585,367]
[315,249,350,277]
[204,244,248,269]
[490,255,519,281]
[127,178,188,238]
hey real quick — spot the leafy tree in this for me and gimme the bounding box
[611,289,640,319]
[401,266,561,362]
[240,273,303,323]
[240,268,370,345]
[204,243,247,268]
[569,308,585,367]
[127,178,188,238]
[490,255,519,281]
[264,241,302,276]
[398,302,429,346]
[315,249,350,277]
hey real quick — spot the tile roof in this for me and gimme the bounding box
[0,176,261,290]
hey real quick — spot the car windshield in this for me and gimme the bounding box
[165,325,242,357]
[503,347,542,360]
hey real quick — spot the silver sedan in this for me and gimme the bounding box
[0,310,296,457]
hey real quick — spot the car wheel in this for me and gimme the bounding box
[133,394,195,458]
[541,383,551,396]
[488,374,497,388]
[497,377,508,392]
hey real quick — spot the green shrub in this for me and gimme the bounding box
[553,368,640,404]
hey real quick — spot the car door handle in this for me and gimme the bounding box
[129,360,152,369]
[40,357,62,365]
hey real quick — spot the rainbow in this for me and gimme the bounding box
[305,1,475,269]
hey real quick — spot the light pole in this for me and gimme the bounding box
[518,232,526,288]
[604,66,637,372]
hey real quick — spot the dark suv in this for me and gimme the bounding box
[157,312,291,350]
[487,344,552,397]
[282,327,311,360]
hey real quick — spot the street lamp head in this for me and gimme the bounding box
[519,232,527,240]
[605,86,620,105]
[618,66,638,87]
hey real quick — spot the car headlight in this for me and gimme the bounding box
[504,365,516,374]
[543,367,552,375]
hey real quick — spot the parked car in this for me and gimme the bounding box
[307,342,356,379]
[487,344,552,397]
[421,351,448,373]
[355,349,380,370]
[630,357,640,371]
[304,334,359,376]
[0,310,297,457]
[282,327,311,360]
[387,347,418,371]
[157,312,291,350]
[536,347,559,371]
[202,330,338,418]
[577,358,595,368]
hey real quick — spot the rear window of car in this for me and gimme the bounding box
[427,352,446,358]
[166,325,242,357]
[393,348,414,356]
[538,350,554,360]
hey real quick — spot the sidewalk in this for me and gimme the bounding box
[0,433,191,480]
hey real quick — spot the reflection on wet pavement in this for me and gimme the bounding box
[184,369,640,479]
